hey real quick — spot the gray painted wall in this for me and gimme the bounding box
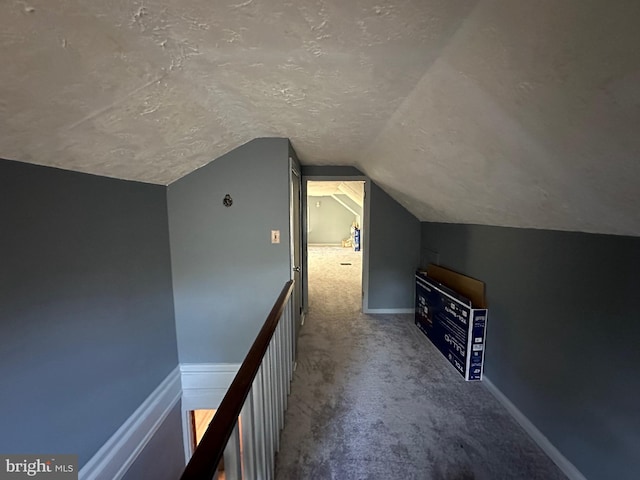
[122,403,185,480]
[308,196,356,244]
[0,159,179,468]
[168,138,292,363]
[421,222,640,480]
[368,183,421,310]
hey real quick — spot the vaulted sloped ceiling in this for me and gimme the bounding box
[307,181,364,207]
[1,1,638,235]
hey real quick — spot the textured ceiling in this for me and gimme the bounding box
[1,1,639,235]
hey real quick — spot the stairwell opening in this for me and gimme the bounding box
[190,409,244,480]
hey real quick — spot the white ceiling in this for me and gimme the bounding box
[1,1,639,235]
[308,181,364,207]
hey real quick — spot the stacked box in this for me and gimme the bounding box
[415,271,488,381]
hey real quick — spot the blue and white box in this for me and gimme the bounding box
[415,271,488,381]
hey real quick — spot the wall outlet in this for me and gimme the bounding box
[271,230,280,244]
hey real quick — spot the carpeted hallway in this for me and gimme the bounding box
[274,247,567,480]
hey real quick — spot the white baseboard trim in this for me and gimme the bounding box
[79,366,181,480]
[364,308,415,314]
[482,376,587,480]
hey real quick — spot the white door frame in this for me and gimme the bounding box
[301,175,371,313]
[289,159,303,344]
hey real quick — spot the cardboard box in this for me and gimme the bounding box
[415,265,488,381]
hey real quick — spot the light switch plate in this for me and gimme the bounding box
[271,230,280,244]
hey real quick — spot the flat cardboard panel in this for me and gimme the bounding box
[426,264,487,308]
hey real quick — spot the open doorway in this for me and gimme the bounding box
[190,409,244,480]
[306,181,365,313]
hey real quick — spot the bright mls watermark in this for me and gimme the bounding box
[0,455,77,479]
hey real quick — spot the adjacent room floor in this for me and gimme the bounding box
[274,247,567,480]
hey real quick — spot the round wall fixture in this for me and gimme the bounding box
[223,194,233,207]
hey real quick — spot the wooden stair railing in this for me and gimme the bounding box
[181,280,295,480]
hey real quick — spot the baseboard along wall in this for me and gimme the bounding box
[81,363,586,480]
[363,308,415,314]
[482,377,587,480]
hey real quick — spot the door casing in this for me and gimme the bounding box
[300,175,370,314]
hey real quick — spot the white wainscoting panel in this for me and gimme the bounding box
[79,366,181,480]
[179,363,241,461]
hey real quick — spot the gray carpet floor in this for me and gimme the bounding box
[275,247,567,480]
